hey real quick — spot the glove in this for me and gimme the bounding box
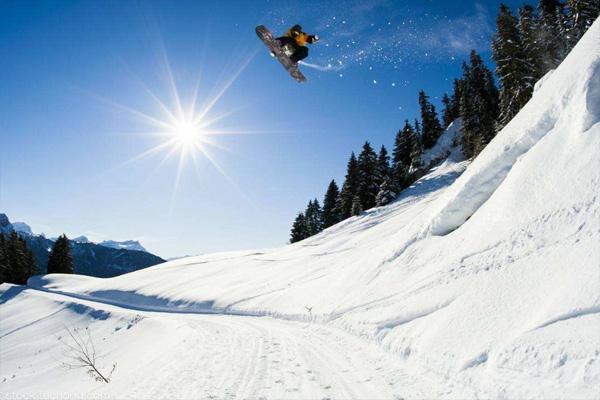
[312,35,319,42]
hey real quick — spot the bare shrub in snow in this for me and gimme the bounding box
[59,326,116,383]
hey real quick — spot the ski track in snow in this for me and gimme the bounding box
[0,287,463,400]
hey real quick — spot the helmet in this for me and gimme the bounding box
[291,24,302,32]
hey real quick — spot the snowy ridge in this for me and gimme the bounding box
[421,21,600,237]
[3,19,600,400]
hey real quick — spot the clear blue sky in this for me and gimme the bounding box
[0,0,524,258]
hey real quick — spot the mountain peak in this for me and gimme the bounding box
[71,235,90,243]
[99,239,147,253]
[11,222,33,236]
[0,213,11,234]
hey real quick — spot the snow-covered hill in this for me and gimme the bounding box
[2,18,599,400]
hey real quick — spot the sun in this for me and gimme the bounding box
[96,46,261,210]
[171,120,201,147]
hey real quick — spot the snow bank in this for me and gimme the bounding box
[421,20,600,237]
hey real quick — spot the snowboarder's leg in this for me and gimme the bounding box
[290,46,308,63]
[276,36,293,47]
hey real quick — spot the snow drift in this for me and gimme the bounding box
[3,18,600,400]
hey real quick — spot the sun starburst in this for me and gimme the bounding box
[98,46,260,210]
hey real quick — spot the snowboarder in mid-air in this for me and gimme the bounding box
[274,24,319,63]
[255,24,319,83]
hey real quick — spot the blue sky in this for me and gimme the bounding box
[0,0,524,258]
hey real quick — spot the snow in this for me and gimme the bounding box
[419,118,463,168]
[534,69,554,93]
[2,18,600,400]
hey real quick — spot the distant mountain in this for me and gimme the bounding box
[0,214,11,234]
[0,213,165,278]
[10,222,33,236]
[72,235,91,243]
[99,239,147,252]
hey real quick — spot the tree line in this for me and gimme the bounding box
[289,1,598,243]
[0,233,74,284]
[291,93,440,243]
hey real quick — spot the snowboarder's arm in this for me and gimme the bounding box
[306,34,319,44]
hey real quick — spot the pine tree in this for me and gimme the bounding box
[537,0,569,73]
[338,152,360,219]
[493,3,537,129]
[392,121,417,190]
[290,213,308,243]
[375,176,397,206]
[304,199,323,236]
[568,0,600,42]
[410,130,423,172]
[518,5,544,83]
[375,145,390,190]
[441,93,454,128]
[0,235,7,284]
[322,180,341,229]
[414,119,422,138]
[4,232,29,284]
[450,78,464,120]
[0,233,38,285]
[419,91,443,149]
[460,51,500,158]
[351,195,363,216]
[357,142,379,210]
[47,234,74,274]
[23,243,38,280]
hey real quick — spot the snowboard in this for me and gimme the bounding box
[256,25,306,83]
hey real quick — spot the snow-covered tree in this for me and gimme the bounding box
[375,145,390,191]
[568,0,600,42]
[493,3,536,129]
[410,131,423,172]
[304,199,323,236]
[460,51,500,158]
[537,0,569,73]
[392,121,419,190]
[351,195,363,216]
[375,176,397,207]
[518,5,544,83]
[419,91,443,149]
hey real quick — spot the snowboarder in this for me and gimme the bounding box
[274,24,319,64]
[256,25,317,83]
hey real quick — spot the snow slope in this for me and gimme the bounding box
[2,18,600,400]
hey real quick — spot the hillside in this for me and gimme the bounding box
[1,18,599,400]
